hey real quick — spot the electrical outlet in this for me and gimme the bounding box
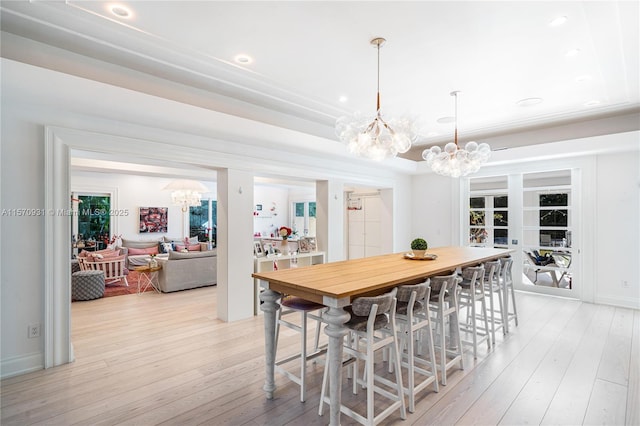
[28,323,41,339]
[622,280,629,288]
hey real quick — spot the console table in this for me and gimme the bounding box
[252,246,512,426]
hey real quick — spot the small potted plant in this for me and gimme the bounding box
[410,238,428,258]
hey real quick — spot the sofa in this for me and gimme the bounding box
[156,249,217,292]
[120,238,210,268]
[120,239,165,268]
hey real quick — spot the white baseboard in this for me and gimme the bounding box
[1,352,44,379]
[595,295,640,310]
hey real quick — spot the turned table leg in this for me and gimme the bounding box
[260,287,281,399]
[323,304,350,426]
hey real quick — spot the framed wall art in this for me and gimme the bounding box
[299,237,316,253]
[139,207,168,233]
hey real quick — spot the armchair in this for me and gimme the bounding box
[524,250,571,288]
[83,255,129,286]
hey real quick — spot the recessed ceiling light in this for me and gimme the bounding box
[575,75,592,83]
[339,96,348,103]
[584,100,601,107]
[234,54,253,64]
[548,15,568,27]
[436,116,455,124]
[565,48,581,57]
[109,4,132,19]
[517,97,544,107]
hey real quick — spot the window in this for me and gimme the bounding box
[77,195,111,248]
[539,194,569,247]
[189,199,217,243]
[468,195,508,247]
[523,171,571,249]
[292,201,316,237]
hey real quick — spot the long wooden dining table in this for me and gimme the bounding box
[252,246,512,426]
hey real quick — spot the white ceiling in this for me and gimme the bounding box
[1,1,639,161]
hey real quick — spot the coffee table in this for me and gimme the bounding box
[134,265,162,294]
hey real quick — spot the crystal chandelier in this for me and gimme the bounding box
[336,37,417,161]
[422,91,490,177]
[163,179,208,212]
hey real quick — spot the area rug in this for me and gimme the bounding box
[103,270,157,297]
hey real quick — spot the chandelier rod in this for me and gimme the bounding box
[452,90,460,149]
[372,37,386,113]
[376,40,381,112]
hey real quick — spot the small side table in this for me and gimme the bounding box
[135,265,162,294]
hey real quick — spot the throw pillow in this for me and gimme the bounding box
[89,251,119,260]
[189,236,199,245]
[174,244,186,252]
[127,247,159,256]
[160,242,173,253]
[127,247,148,255]
[187,244,201,252]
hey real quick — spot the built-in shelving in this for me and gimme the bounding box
[253,251,325,315]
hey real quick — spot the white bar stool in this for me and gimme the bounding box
[274,295,327,402]
[319,289,406,425]
[458,265,491,358]
[499,256,518,333]
[394,280,439,413]
[428,272,464,386]
[482,260,505,344]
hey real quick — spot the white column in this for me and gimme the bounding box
[217,169,254,321]
[316,180,344,262]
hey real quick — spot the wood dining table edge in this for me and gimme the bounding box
[252,247,514,304]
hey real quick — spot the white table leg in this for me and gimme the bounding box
[323,305,350,426]
[260,287,281,399]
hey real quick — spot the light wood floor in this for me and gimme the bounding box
[1,287,638,425]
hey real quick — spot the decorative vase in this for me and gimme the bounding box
[412,249,426,258]
[281,238,288,250]
[149,258,158,268]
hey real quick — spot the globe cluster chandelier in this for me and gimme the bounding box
[422,91,491,177]
[336,37,417,161]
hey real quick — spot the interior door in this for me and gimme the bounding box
[348,195,383,259]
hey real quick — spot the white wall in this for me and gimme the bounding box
[253,185,290,237]
[410,173,460,249]
[595,151,640,307]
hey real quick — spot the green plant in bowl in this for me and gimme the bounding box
[410,238,428,258]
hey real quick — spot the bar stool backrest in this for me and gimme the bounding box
[499,257,513,283]
[351,288,396,316]
[483,260,501,284]
[461,265,485,284]
[430,272,460,305]
[396,280,430,304]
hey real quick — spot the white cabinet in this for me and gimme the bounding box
[253,251,325,315]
